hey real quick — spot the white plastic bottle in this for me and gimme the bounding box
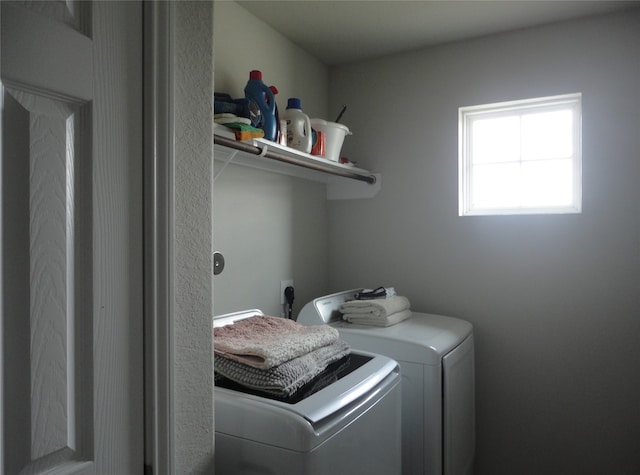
[281,98,312,153]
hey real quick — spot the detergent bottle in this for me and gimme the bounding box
[281,98,312,153]
[244,70,278,141]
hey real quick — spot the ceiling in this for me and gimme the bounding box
[236,0,639,65]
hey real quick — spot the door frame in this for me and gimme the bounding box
[143,2,214,473]
[143,1,175,472]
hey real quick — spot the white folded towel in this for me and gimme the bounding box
[339,295,411,318]
[342,309,413,327]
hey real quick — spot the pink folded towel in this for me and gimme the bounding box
[214,315,339,369]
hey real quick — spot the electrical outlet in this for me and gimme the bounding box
[280,279,294,305]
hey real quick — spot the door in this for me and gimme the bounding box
[1,1,144,473]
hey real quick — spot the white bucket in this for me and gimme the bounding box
[310,119,352,162]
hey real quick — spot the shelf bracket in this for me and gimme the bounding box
[213,149,238,183]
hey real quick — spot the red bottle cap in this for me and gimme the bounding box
[249,70,262,80]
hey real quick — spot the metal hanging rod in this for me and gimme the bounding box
[214,134,377,185]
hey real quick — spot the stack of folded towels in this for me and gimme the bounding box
[214,315,350,398]
[339,291,412,327]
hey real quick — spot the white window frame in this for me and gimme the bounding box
[459,93,582,216]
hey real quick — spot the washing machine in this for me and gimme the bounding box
[297,290,475,475]
[213,309,402,475]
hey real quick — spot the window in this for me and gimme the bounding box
[459,93,582,216]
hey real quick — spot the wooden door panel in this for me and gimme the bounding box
[1,2,92,102]
[11,0,90,34]
[2,82,93,475]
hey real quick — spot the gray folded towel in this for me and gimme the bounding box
[214,339,351,397]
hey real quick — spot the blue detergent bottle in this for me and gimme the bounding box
[244,70,278,141]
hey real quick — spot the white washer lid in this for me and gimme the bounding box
[215,350,399,451]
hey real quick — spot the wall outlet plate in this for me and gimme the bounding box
[280,279,293,305]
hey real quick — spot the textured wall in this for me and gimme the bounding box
[328,10,640,474]
[174,2,214,472]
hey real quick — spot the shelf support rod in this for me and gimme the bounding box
[214,135,377,185]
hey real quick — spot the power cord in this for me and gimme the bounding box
[284,286,295,319]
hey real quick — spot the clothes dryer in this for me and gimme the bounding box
[213,309,402,475]
[297,290,475,475]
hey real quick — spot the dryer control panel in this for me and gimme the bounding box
[297,289,362,324]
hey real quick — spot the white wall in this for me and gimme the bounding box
[213,1,328,119]
[328,10,640,474]
[213,1,331,317]
[213,165,330,316]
